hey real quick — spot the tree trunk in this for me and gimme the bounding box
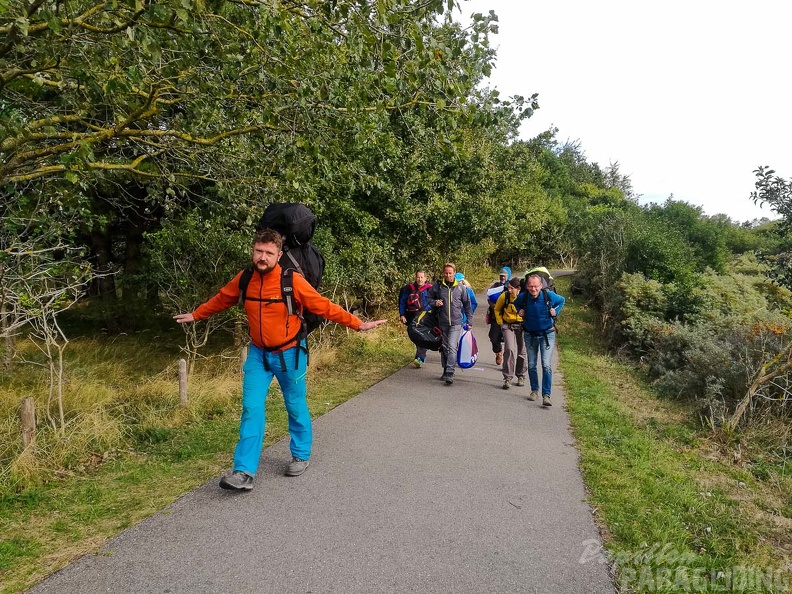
[122,219,144,307]
[725,344,792,431]
[89,227,117,299]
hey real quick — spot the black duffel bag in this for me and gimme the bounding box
[408,310,443,351]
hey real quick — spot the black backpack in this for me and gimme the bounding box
[407,309,443,351]
[239,203,326,336]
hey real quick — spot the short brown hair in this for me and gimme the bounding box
[253,228,283,250]
[508,278,521,289]
[443,262,456,272]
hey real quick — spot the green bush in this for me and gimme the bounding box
[598,263,792,421]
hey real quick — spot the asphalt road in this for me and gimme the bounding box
[28,290,613,594]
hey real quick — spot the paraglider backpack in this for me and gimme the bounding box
[407,309,443,351]
[237,203,326,369]
[238,202,326,336]
[520,266,556,294]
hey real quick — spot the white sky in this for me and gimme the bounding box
[457,0,790,223]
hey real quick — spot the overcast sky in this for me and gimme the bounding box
[457,0,789,223]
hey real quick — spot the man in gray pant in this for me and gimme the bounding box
[430,262,474,385]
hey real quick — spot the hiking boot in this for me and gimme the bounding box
[502,378,511,390]
[440,372,449,381]
[495,352,503,365]
[527,391,538,401]
[285,457,310,477]
[542,396,552,407]
[412,358,424,368]
[516,377,525,387]
[219,470,254,491]
[445,372,454,385]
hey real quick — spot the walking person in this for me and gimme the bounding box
[174,228,386,491]
[514,273,565,406]
[399,270,433,367]
[494,278,526,390]
[430,263,474,385]
[454,272,478,325]
[487,266,511,365]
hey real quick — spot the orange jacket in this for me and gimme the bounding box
[192,264,362,351]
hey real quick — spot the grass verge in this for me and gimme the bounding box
[556,277,791,593]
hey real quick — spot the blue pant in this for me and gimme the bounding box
[525,330,555,397]
[235,343,310,475]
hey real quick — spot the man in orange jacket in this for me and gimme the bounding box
[175,228,386,491]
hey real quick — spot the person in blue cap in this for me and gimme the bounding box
[455,272,478,325]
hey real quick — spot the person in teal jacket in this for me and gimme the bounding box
[513,273,565,407]
[454,272,478,325]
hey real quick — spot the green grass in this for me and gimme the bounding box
[0,319,410,594]
[556,277,791,593]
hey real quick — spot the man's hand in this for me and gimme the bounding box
[173,313,195,324]
[358,319,388,332]
[399,315,407,325]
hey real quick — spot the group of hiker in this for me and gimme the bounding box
[398,264,565,407]
[174,205,564,492]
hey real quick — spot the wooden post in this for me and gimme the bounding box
[240,345,248,371]
[178,359,188,406]
[20,397,35,448]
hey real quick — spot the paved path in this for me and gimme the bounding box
[29,293,613,594]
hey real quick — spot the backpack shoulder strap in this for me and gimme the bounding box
[542,289,558,332]
[281,266,297,317]
[284,248,304,279]
[238,267,254,306]
[498,291,511,317]
[542,288,552,314]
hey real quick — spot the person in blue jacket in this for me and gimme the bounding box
[454,272,478,325]
[399,269,433,367]
[514,273,565,407]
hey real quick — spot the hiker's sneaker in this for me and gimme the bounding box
[285,457,310,477]
[527,391,538,401]
[542,396,552,407]
[516,377,525,387]
[502,378,511,390]
[219,470,254,491]
[413,358,423,368]
[440,372,449,381]
[445,372,454,385]
[495,352,503,365]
